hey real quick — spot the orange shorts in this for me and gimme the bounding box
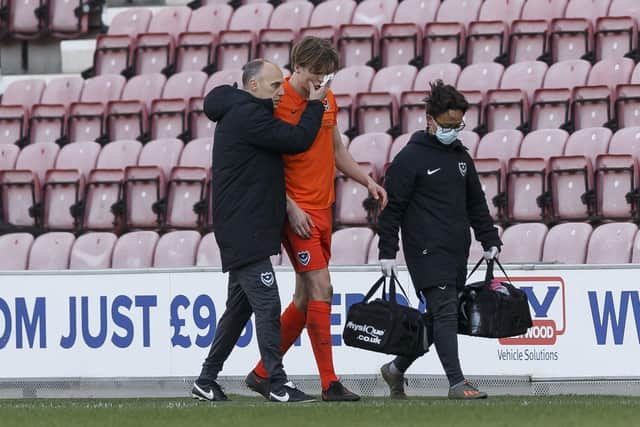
[282,207,333,273]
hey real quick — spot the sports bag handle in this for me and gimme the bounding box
[362,274,412,306]
[466,257,513,288]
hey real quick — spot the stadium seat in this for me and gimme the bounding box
[571,85,613,130]
[150,71,208,141]
[594,153,637,220]
[42,141,101,231]
[0,142,59,229]
[608,127,640,158]
[436,0,482,28]
[565,0,611,25]
[479,0,525,24]
[124,138,183,229]
[476,130,523,161]
[366,233,406,265]
[48,0,91,39]
[521,0,569,22]
[414,63,461,90]
[501,61,548,102]
[632,230,640,263]
[8,0,46,39]
[28,232,75,270]
[355,65,417,135]
[506,157,547,222]
[614,84,640,129]
[484,89,529,132]
[548,127,612,221]
[133,7,192,76]
[82,140,142,231]
[519,129,569,160]
[457,131,480,157]
[330,227,374,265]
[107,73,167,142]
[331,66,375,134]
[153,230,201,267]
[69,232,118,269]
[465,21,508,66]
[399,91,428,134]
[0,78,45,145]
[509,20,549,64]
[334,176,373,226]
[215,3,273,71]
[89,9,153,77]
[196,232,221,267]
[0,145,20,170]
[258,2,313,69]
[380,0,437,67]
[29,76,84,145]
[308,0,356,30]
[594,16,637,62]
[422,22,466,65]
[543,59,591,89]
[0,233,34,270]
[549,17,592,63]
[112,231,160,268]
[499,223,548,263]
[457,62,504,95]
[529,88,572,131]
[68,75,126,144]
[174,4,233,73]
[586,222,637,264]
[588,57,635,89]
[388,133,412,162]
[542,222,593,264]
[608,0,640,24]
[348,132,392,180]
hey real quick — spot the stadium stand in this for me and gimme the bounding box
[3,0,640,269]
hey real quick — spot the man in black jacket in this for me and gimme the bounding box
[191,59,327,403]
[377,80,502,400]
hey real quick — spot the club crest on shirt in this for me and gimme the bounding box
[297,250,311,266]
[260,272,274,287]
[458,162,467,177]
[322,99,330,111]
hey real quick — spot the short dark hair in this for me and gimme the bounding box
[424,80,469,117]
[290,36,339,75]
[241,59,267,87]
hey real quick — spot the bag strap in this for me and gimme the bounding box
[390,273,411,304]
[466,256,485,280]
[362,276,387,303]
[493,258,513,285]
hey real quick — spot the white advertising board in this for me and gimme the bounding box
[0,267,638,378]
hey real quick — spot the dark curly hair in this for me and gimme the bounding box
[424,79,469,118]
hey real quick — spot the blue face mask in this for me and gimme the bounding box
[434,125,459,145]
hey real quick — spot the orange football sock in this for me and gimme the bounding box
[306,300,338,390]
[253,301,306,378]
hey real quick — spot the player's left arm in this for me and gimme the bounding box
[333,126,388,208]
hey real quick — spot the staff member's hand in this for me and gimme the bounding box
[287,198,315,239]
[483,246,499,261]
[367,178,388,209]
[380,259,397,277]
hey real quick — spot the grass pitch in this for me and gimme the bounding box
[1,395,638,427]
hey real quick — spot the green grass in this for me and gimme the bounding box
[1,396,639,427]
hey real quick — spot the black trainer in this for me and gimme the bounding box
[322,381,360,402]
[245,370,270,400]
[191,379,228,401]
[269,381,315,403]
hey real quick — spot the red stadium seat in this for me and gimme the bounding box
[436,0,482,28]
[542,222,593,263]
[49,0,90,39]
[348,132,392,180]
[465,21,508,66]
[196,232,222,267]
[30,76,84,145]
[509,20,549,64]
[69,232,118,269]
[112,231,159,268]
[153,230,201,267]
[479,0,525,24]
[330,227,374,265]
[0,144,20,170]
[594,16,637,62]
[0,233,34,270]
[499,223,548,263]
[28,232,75,270]
[521,0,568,21]
[586,222,637,264]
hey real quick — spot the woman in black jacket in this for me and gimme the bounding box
[192,59,326,403]
[377,80,502,400]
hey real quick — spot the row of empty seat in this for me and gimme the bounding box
[82,0,640,78]
[0,0,103,40]
[2,221,638,270]
[2,123,640,233]
[8,58,640,147]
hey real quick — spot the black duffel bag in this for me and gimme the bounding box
[458,258,533,338]
[343,274,429,358]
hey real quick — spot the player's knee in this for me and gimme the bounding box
[293,294,308,312]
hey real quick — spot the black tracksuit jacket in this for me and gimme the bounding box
[204,85,324,272]
[378,131,502,290]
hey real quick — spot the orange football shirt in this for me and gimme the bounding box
[276,78,338,210]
